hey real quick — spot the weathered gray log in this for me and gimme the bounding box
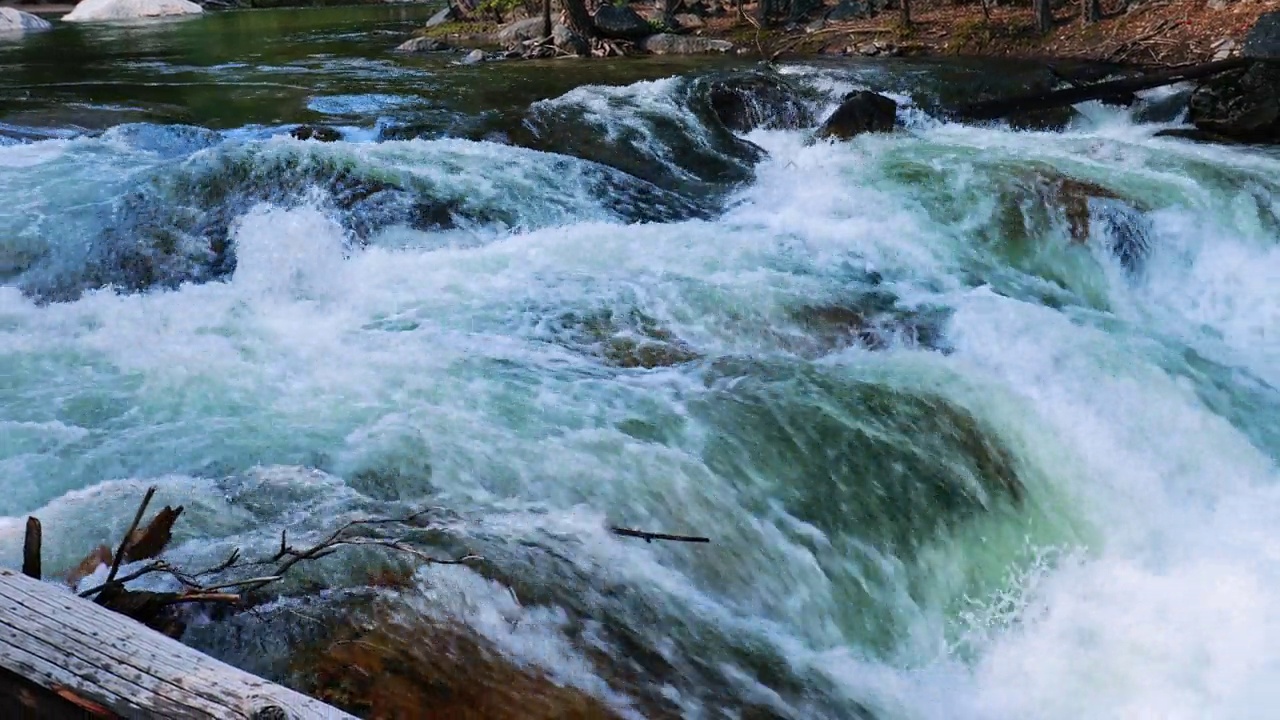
[0,568,355,719]
[954,57,1251,121]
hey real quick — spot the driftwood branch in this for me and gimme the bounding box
[954,57,1250,121]
[104,486,154,587]
[21,518,40,581]
[65,493,476,637]
[611,526,711,543]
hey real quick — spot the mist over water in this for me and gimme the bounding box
[4,9,1280,718]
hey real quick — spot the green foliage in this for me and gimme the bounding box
[476,0,525,17]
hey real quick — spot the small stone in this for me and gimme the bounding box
[290,125,341,142]
[461,49,485,64]
[395,36,450,53]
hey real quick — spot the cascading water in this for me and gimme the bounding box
[3,10,1280,718]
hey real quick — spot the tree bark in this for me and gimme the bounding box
[562,0,596,38]
[1082,0,1100,23]
[954,57,1250,121]
[1034,0,1053,33]
[542,0,552,39]
[900,0,911,27]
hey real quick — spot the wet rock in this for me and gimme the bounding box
[1242,11,1280,59]
[1132,87,1192,124]
[0,7,52,33]
[296,618,628,720]
[549,308,701,369]
[702,72,817,132]
[639,33,734,54]
[1153,127,1243,144]
[63,0,202,22]
[788,295,952,354]
[1189,61,1280,143]
[290,125,341,142]
[815,91,897,140]
[592,4,651,39]
[826,0,868,21]
[461,48,486,64]
[1010,171,1153,273]
[395,36,451,53]
[696,363,1026,560]
[496,17,545,45]
[552,23,588,56]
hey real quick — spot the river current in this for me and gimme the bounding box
[3,6,1280,719]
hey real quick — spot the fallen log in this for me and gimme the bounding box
[0,567,356,719]
[954,57,1251,121]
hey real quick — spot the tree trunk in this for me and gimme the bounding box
[757,0,772,27]
[542,0,552,38]
[562,0,596,38]
[900,0,911,27]
[954,57,1250,121]
[1082,0,1100,23]
[1034,0,1053,33]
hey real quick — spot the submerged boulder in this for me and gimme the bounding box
[1188,61,1280,143]
[788,295,952,355]
[592,4,651,40]
[701,72,817,132]
[815,91,897,140]
[639,34,733,55]
[546,307,701,369]
[290,125,341,142]
[63,0,202,22]
[0,7,52,33]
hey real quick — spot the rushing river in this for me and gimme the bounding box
[4,6,1280,719]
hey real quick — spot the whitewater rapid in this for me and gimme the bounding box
[3,61,1280,719]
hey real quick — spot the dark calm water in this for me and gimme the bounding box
[4,8,1280,719]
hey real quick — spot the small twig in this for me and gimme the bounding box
[79,560,166,598]
[610,526,710,544]
[202,576,283,592]
[105,486,155,587]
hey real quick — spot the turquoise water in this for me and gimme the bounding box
[4,8,1280,719]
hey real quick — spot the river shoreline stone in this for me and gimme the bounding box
[63,0,203,22]
[0,7,53,33]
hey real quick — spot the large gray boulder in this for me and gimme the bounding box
[64,0,202,22]
[592,5,650,39]
[1243,11,1280,59]
[0,7,52,33]
[640,33,733,54]
[496,17,545,44]
[816,91,897,140]
[1189,61,1280,143]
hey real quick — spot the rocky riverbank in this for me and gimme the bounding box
[405,0,1280,65]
